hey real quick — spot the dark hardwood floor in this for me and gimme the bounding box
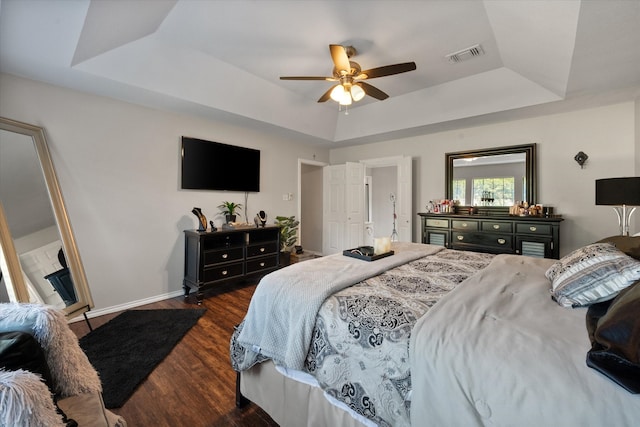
[69,281,279,427]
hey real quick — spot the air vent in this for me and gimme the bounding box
[446,44,484,63]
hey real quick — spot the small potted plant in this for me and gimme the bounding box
[218,201,243,223]
[275,215,299,266]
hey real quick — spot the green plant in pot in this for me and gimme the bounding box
[275,215,299,265]
[218,201,243,223]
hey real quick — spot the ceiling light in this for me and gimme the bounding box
[330,85,347,102]
[339,90,352,105]
[351,84,365,101]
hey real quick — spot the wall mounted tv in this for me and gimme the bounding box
[181,137,260,192]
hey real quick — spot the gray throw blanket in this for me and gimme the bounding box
[236,242,442,370]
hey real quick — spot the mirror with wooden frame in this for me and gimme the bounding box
[445,143,537,214]
[0,117,94,318]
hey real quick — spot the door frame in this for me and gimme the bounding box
[297,158,327,253]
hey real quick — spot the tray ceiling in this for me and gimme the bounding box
[1,0,639,145]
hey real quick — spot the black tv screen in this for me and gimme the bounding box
[181,137,260,192]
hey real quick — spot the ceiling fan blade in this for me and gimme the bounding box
[329,44,351,74]
[359,62,417,79]
[317,85,338,103]
[280,76,336,81]
[359,82,389,100]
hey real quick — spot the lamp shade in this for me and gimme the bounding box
[595,177,640,205]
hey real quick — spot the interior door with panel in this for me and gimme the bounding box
[345,162,365,249]
[323,165,346,255]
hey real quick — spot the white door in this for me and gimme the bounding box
[323,163,365,255]
[323,165,346,255]
[397,156,412,242]
[345,162,365,249]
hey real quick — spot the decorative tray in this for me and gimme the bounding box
[343,246,394,262]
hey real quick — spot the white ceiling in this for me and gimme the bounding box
[1,0,639,146]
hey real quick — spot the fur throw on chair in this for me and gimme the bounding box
[0,368,67,427]
[0,303,101,397]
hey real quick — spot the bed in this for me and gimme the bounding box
[230,239,640,426]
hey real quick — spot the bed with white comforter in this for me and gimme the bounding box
[231,240,640,426]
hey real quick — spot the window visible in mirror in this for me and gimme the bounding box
[472,177,515,206]
[451,152,527,208]
[452,179,466,205]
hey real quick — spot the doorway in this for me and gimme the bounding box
[298,159,326,255]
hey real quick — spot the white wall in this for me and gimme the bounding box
[331,101,639,255]
[0,74,330,312]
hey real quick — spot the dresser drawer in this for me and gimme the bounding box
[202,262,244,282]
[515,223,553,235]
[247,242,278,258]
[201,233,245,250]
[246,255,279,274]
[452,231,513,250]
[203,247,244,265]
[452,220,479,231]
[481,221,513,233]
[426,218,449,228]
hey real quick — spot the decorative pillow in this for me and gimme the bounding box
[546,243,640,307]
[596,235,640,261]
[586,280,640,393]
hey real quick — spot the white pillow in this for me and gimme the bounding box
[546,243,640,307]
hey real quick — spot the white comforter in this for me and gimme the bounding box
[409,254,640,426]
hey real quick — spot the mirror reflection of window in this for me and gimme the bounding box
[472,177,515,206]
[451,152,526,207]
[452,179,466,205]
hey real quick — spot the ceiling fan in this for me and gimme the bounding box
[280,44,417,106]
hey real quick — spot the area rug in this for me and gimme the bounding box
[79,308,206,408]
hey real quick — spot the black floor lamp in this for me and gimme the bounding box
[595,177,640,236]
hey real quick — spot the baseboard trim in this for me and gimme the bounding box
[68,289,184,323]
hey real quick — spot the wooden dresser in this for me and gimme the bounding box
[418,213,563,259]
[183,226,280,304]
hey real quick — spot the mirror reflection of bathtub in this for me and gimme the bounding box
[0,118,93,318]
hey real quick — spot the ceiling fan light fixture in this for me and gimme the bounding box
[330,85,347,102]
[339,90,352,106]
[351,84,365,101]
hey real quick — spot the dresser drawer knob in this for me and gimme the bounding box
[260,247,265,252]
[222,270,228,276]
[497,238,506,245]
[457,235,464,241]
[462,223,468,228]
[260,262,265,267]
[222,253,228,259]
[529,226,537,232]
[493,224,500,230]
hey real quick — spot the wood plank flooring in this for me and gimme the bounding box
[69,282,279,427]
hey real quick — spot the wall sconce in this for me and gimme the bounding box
[595,177,640,235]
[574,151,588,168]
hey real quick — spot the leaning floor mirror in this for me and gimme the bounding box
[0,117,94,319]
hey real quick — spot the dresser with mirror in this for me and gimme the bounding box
[420,143,563,259]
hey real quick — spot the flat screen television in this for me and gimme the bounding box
[181,137,260,192]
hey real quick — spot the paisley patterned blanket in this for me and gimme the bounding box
[231,248,494,426]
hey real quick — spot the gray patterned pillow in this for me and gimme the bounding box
[546,243,640,307]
